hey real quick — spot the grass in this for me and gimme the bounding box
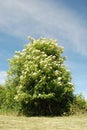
[0,114,87,130]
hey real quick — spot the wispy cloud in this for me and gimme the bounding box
[0,0,87,55]
[0,71,7,84]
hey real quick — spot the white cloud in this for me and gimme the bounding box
[0,71,7,84]
[0,0,87,55]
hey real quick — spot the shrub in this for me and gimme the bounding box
[5,37,75,116]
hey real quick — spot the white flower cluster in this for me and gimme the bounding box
[58,77,62,81]
[55,70,59,75]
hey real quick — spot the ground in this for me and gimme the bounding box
[0,114,87,130]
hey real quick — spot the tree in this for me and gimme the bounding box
[6,37,74,116]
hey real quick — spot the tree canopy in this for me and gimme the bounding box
[6,37,75,116]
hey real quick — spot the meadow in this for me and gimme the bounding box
[0,114,87,130]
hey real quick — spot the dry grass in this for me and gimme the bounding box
[0,114,87,130]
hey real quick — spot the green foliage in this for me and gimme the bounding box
[0,85,6,109]
[0,85,16,115]
[75,94,87,109]
[71,94,87,114]
[6,37,75,116]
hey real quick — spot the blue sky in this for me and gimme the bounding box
[0,0,87,99]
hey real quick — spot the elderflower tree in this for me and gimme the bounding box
[6,37,74,116]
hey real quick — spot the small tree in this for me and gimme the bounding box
[6,37,74,116]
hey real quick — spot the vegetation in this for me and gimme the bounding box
[0,85,6,109]
[0,37,87,116]
[4,37,75,116]
[71,94,87,114]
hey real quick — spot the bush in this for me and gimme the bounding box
[5,37,75,116]
[70,94,87,115]
[0,85,6,109]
